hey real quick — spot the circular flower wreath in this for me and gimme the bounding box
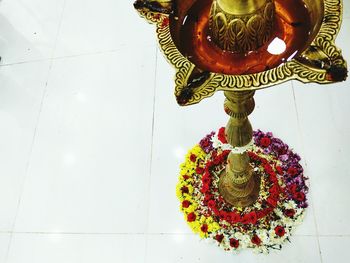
[176,128,308,253]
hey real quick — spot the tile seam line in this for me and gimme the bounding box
[291,81,323,263]
[0,44,154,67]
[3,1,68,262]
[144,46,159,263]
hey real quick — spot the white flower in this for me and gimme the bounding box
[256,229,270,244]
[211,134,221,149]
[284,200,297,210]
[237,234,251,249]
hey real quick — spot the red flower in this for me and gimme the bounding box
[219,212,240,223]
[260,137,271,147]
[187,212,196,222]
[266,196,278,207]
[201,184,210,193]
[248,151,258,160]
[287,167,298,176]
[201,224,208,233]
[183,175,190,180]
[293,192,306,202]
[201,139,210,147]
[264,164,275,176]
[269,174,278,184]
[274,226,286,237]
[218,127,227,143]
[180,186,189,194]
[269,185,280,196]
[218,211,228,219]
[202,174,211,184]
[231,212,241,223]
[182,200,191,208]
[190,154,197,162]
[208,200,216,209]
[275,165,283,175]
[284,209,296,218]
[196,167,204,174]
[223,150,230,156]
[289,183,298,194]
[215,234,224,243]
[230,238,240,248]
[203,193,213,204]
[251,235,262,246]
[242,211,257,225]
[261,158,268,164]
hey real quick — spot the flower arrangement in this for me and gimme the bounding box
[176,128,308,253]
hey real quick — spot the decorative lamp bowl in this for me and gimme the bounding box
[134,0,347,106]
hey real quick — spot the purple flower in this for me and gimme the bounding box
[199,131,215,153]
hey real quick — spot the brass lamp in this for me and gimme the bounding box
[134,0,347,208]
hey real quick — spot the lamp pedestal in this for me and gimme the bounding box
[219,91,260,207]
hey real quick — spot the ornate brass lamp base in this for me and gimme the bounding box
[219,168,261,207]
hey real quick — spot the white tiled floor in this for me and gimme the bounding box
[0,61,51,231]
[0,1,349,262]
[0,235,10,263]
[0,0,65,64]
[7,233,146,263]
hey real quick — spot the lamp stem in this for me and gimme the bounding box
[219,91,260,207]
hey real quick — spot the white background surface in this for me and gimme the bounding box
[0,0,349,262]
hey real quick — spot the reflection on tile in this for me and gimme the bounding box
[146,235,322,263]
[54,0,156,57]
[7,233,145,263]
[0,61,51,230]
[0,0,65,64]
[319,237,350,263]
[14,47,156,233]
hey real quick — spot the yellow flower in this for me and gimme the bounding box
[184,204,196,213]
[177,145,220,239]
